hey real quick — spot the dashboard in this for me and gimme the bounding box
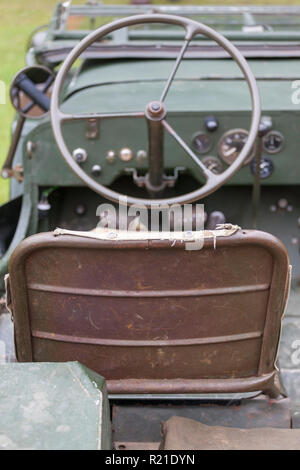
[21,59,300,191]
[23,109,295,190]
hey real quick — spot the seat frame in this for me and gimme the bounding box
[7,229,290,397]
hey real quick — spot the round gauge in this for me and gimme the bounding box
[218,129,256,166]
[192,132,212,154]
[250,157,274,179]
[263,130,284,154]
[202,156,223,175]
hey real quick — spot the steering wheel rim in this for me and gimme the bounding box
[51,14,261,208]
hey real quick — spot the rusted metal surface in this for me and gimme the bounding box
[8,229,289,396]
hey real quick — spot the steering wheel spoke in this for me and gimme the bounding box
[159,24,198,103]
[160,38,191,103]
[60,111,145,122]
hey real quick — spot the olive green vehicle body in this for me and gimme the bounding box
[3,4,300,286]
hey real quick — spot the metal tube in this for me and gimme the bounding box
[252,137,263,229]
[147,119,164,190]
[1,115,25,178]
[160,39,190,103]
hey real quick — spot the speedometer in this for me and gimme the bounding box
[218,129,256,166]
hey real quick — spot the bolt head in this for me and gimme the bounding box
[146,101,166,120]
[151,103,160,111]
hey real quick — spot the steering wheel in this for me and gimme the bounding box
[51,14,261,207]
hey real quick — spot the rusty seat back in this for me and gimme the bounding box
[7,229,290,396]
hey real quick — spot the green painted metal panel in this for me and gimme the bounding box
[0,362,112,450]
[67,59,300,95]
[23,77,300,187]
[17,57,300,189]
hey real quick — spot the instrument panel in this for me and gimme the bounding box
[24,111,290,189]
[188,117,285,178]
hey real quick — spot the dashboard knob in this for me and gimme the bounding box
[37,198,51,219]
[119,148,133,162]
[92,164,102,177]
[258,116,272,137]
[106,150,116,164]
[204,115,219,133]
[72,148,87,163]
[136,150,147,164]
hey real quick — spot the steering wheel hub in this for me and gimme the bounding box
[146,101,166,121]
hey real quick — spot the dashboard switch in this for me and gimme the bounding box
[119,148,133,162]
[106,150,116,164]
[204,115,219,133]
[72,148,87,163]
[92,165,102,177]
[258,116,272,137]
[136,150,147,164]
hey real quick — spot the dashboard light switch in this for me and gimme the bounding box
[72,148,87,163]
[204,115,219,132]
[92,165,102,177]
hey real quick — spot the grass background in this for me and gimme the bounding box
[0,0,298,204]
